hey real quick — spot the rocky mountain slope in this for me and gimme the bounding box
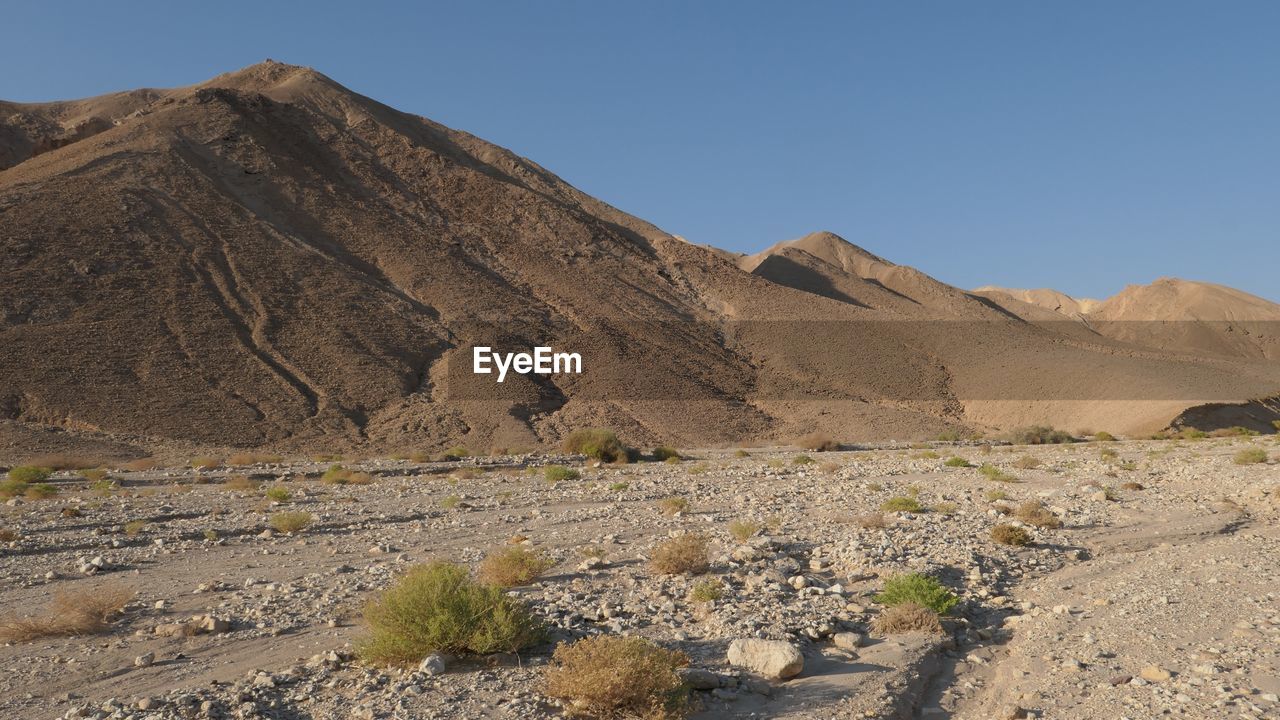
[2,62,1277,455]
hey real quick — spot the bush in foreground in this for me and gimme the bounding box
[360,562,544,665]
[871,602,944,636]
[7,466,52,484]
[1,584,135,642]
[880,496,923,513]
[991,524,1032,546]
[544,465,581,483]
[650,534,710,575]
[269,511,313,534]
[545,635,690,720]
[562,429,631,464]
[478,546,554,587]
[875,573,958,615]
[1233,448,1267,465]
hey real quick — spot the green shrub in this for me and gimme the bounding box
[545,636,689,719]
[658,497,689,516]
[269,511,313,534]
[651,446,681,461]
[984,489,1009,502]
[23,483,58,500]
[477,546,554,587]
[1233,448,1267,465]
[880,496,923,513]
[943,457,971,468]
[792,454,815,465]
[1009,426,1074,445]
[544,465,581,483]
[123,520,147,536]
[440,494,462,510]
[360,562,545,665]
[991,524,1032,546]
[1092,431,1116,442]
[875,573,959,615]
[977,464,1018,482]
[727,519,762,543]
[7,466,52,484]
[440,446,471,461]
[690,579,725,603]
[265,486,291,502]
[562,429,631,463]
[732,449,750,458]
[935,430,962,442]
[607,482,629,491]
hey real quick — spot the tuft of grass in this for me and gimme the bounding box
[943,457,971,468]
[650,533,710,575]
[223,474,260,491]
[7,466,52,484]
[875,573,959,615]
[796,433,840,452]
[440,446,471,461]
[727,519,762,543]
[1099,447,1119,460]
[792,454,815,466]
[477,546,554,587]
[930,501,959,515]
[1015,501,1062,528]
[607,482,629,491]
[440,494,462,510]
[562,429,631,464]
[22,483,58,500]
[123,520,147,536]
[80,468,109,483]
[269,511,313,534]
[190,456,223,470]
[1092,431,1116,442]
[871,602,943,635]
[690,579,725,603]
[227,452,283,466]
[732,449,750,458]
[0,528,19,542]
[359,562,544,665]
[984,489,1010,502]
[544,465,581,483]
[1233,448,1267,465]
[991,523,1032,546]
[120,458,158,472]
[1012,455,1042,469]
[202,529,219,541]
[264,486,291,502]
[1009,426,1074,445]
[935,430,962,442]
[0,585,135,642]
[545,635,690,720]
[880,496,923,513]
[686,462,710,475]
[657,497,689,516]
[651,446,681,461]
[853,512,887,529]
[977,464,1018,482]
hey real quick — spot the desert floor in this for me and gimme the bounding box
[2,436,1277,720]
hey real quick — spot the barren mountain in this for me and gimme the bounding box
[1,62,1277,457]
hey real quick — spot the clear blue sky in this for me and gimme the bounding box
[4,1,1277,301]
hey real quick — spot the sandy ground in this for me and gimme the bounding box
[1,436,1277,719]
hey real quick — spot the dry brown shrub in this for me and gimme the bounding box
[796,433,840,452]
[854,512,888,529]
[191,456,223,470]
[1120,481,1145,491]
[1012,455,1042,469]
[871,602,943,635]
[226,452,284,466]
[0,584,135,642]
[120,458,158,472]
[477,546,554,587]
[545,635,690,719]
[1015,501,1062,528]
[222,474,259,491]
[0,528,18,542]
[650,534,710,575]
[991,523,1032,546]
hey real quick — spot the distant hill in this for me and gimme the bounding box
[2,61,1276,457]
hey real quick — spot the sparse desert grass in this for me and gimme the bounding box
[866,481,884,492]
[935,429,962,442]
[1012,455,1042,469]
[545,635,690,720]
[607,482,629,491]
[791,454,815,465]
[914,450,941,459]
[657,497,689,516]
[440,494,462,510]
[478,546,554,587]
[0,528,18,542]
[930,501,959,515]
[651,446,681,461]
[202,529,219,541]
[265,486,291,502]
[23,483,58,500]
[123,520,147,536]
[190,456,223,470]
[796,432,840,452]
[7,466,52,483]
[1092,431,1116,441]
[690,579,725,603]
[120,458,158,472]
[1273,420,1280,432]
[727,519,762,542]
[23,455,100,470]
[80,468,108,483]
[818,461,841,473]
[562,429,631,464]
[765,458,784,469]
[650,533,710,575]
[1015,501,1062,528]
[977,463,1018,482]
[544,465,581,483]
[1009,425,1074,445]
[685,462,710,475]
[227,452,284,465]
[359,562,544,665]
[0,584,135,642]
[578,545,608,560]
[223,474,260,491]
[875,573,959,615]
[984,489,1010,502]
[1211,426,1258,438]
[440,446,471,461]
[269,511,313,534]
[992,523,1032,546]
[853,512,888,529]
[321,464,373,484]
[880,496,923,513]
[732,449,750,458]
[943,457,971,468]
[1099,447,1119,460]
[1233,448,1267,465]
[872,602,944,635]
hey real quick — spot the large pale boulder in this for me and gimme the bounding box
[726,639,804,679]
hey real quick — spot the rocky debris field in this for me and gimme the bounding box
[1,435,1277,720]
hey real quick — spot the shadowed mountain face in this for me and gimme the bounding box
[2,62,1277,453]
